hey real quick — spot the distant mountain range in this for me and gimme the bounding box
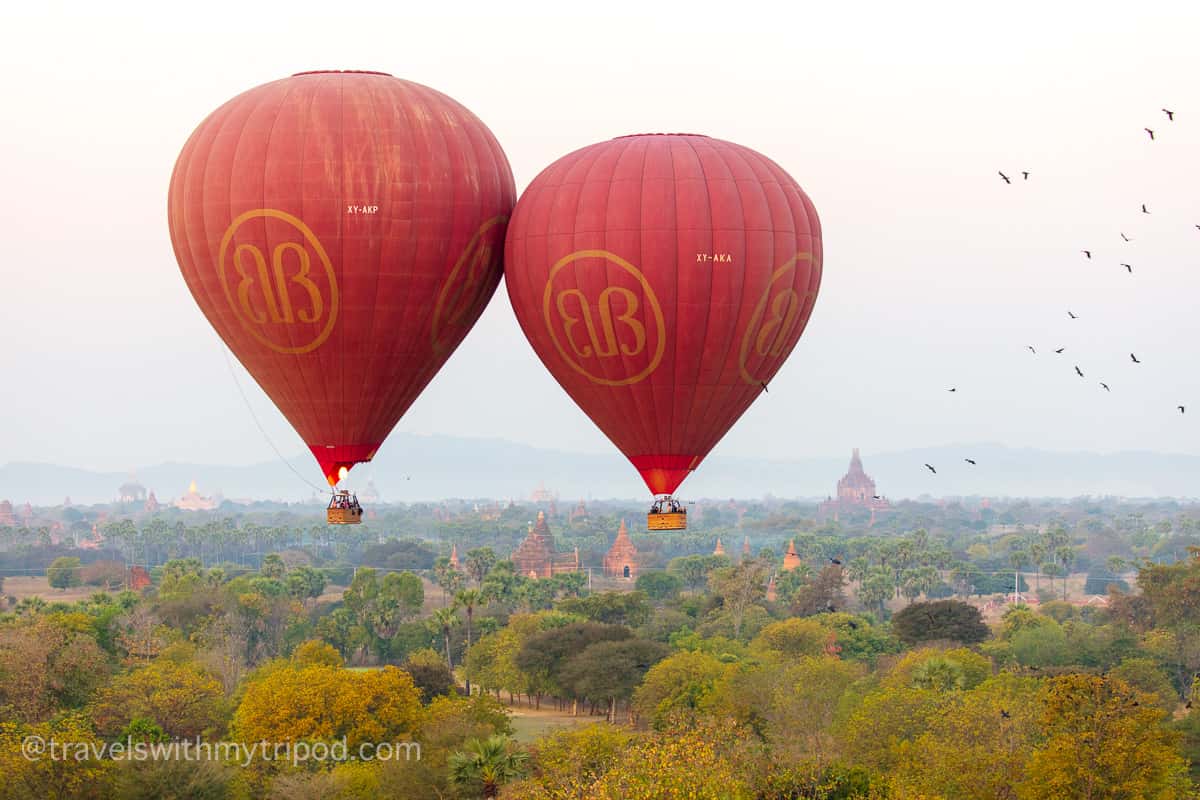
[3,435,1199,506]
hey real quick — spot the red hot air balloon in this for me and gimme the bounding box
[169,71,514,495]
[504,134,821,528]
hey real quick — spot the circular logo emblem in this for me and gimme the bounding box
[217,209,338,355]
[739,252,818,385]
[541,249,666,386]
[431,216,507,355]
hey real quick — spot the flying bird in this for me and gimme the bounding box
[1131,353,1141,363]
[1180,406,1187,414]
[965,458,977,465]
[760,382,769,393]
[948,387,957,392]
[1075,365,1084,377]
[1081,250,1092,259]
[1001,710,1011,719]
[1068,311,1078,319]
[1121,232,1132,242]
[1022,171,1030,180]
[830,558,843,565]
[1122,263,1133,273]
[1145,128,1155,140]
[1142,203,1150,214]
[1055,348,1065,354]
[924,463,937,474]
[998,171,1011,184]
[1163,108,1175,121]
[1027,345,1037,354]
[873,495,881,500]
[1101,382,1110,392]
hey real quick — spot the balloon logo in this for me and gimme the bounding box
[432,215,508,355]
[217,209,339,355]
[739,252,818,384]
[541,250,666,386]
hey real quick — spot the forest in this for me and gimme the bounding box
[1,496,1199,798]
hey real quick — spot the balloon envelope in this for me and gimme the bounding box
[169,71,514,485]
[504,134,822,495]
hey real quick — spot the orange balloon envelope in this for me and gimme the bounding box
[504,134,822,496]
[169,71,514,485]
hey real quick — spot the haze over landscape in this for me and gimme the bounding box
[4,2,1200,496]
[5,6,1200,800]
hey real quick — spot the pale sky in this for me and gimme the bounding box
[3,1,1200,481]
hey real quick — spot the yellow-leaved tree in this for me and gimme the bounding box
[1017,674,1190,800]
[232,664,421,749]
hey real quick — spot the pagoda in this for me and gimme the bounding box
[713,538,726,557]
[0,500,14,527]
[742,537,751,560]
[511,511,579,579]
[448,544,461,571]
[144,492,160,513]
[603,520,639,579]
[818,449,891,524]
[766,573,778,603]
[782,539,803,572]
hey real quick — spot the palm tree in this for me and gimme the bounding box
[455,588,486,695]
[431,607,458,671]
[448,736,529,799]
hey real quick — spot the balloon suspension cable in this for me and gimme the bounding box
[220,345,329,495]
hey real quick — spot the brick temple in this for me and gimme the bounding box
[603,519,639,579]
[511,511,579,579]
[818,448,891,524]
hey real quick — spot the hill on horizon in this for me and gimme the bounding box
[3,434,1200,506]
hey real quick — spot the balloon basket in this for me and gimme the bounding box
[327,491,363,525]
[647,511,687,531]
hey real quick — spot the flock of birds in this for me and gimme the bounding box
[922,108,1190,478]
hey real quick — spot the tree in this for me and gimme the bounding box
[432,607,459,670]
[448,735,528,799]
[433,556,466,605]
[89,659,227,739]
[751,617,832,659]
[668,554,729,592]
[632,650,732,729]
[404,648,456,703]
[342,568,424,659]
[0,617,110,722]
[515,622,631,709]
[292,639,343,668]
[635,571,681,603]
[558,639,669,722]
[708,560,769,639]
[892,599,990,645]
[286,566,326,602]
[260,553,286,579]
[233,664,422,749]
[893,673,1041,800]
[456,588,486,693]
[791,564,848,616]
[465,547,499,587]
[557,591,651,628]
[1018,674,1190,799]
[47,556,82,589]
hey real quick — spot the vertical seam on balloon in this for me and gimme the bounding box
[615,136,657,465]
[359,80,418,441]
[678,135,732,470]
[263,78,314,451]
[352,79,409,441]
[661,136,683,473]
[358,75,389,453]
[213,82,309,465]
[713,143,777,458]
[375,83,449,435]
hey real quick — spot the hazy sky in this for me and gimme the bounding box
[3,1,1200,484]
